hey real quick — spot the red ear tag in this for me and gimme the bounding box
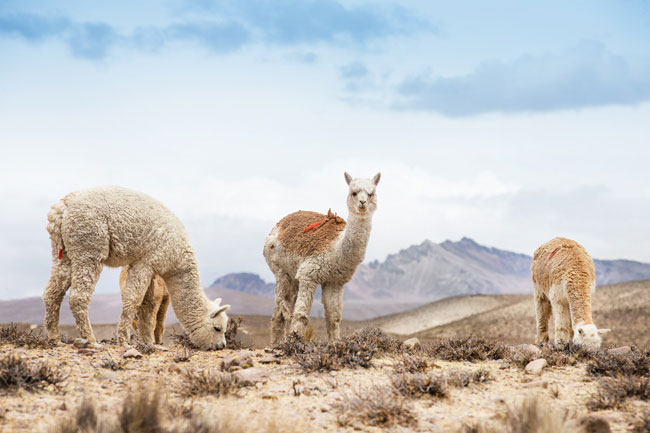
[549,248,560,260]
[58,249,63,260]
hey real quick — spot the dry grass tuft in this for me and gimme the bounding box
[135,340,156,355]
[426,336,511,362]
[391,368,492,399]
[181,368,244,397]
[170,329,195,349]
[0,324,56,349]
[0,354,63,391]
[498,397,570,433]
[586,347,650,378]
[335,385,417,428]
[390,372,448,398]
[49,399,100,433]
[587,376,650,410]
[276,328,403,372]
[99,357,126,371]
[508,343,595,369]
[49,387,305,433]
[631,411,650,433]
[394,354,430,373]
[173,348,193,363]
[225,316,246,349]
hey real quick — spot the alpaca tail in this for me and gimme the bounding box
[46,198,67,256]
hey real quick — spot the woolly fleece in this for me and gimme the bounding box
[43,186,230,350]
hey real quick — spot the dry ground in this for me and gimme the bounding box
[1,326,648,433]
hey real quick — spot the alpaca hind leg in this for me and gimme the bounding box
[153,288,170,344]
[135,279,157,345]
[43,257,72,342]
[534,290,552,345]
[117,263,154,346]
[322,283,343,341]
[289,278,318,338]
[270,273,293,344]
[553,301,572,346]
[69,260,103,344]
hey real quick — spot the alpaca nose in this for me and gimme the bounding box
[359,199,366,205]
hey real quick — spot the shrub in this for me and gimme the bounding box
[0,324,56,349]
[181,368,243,397]
[0,354,63,391]
[587,376,650,410]
[335,385,416,428]
[426,336,511,362]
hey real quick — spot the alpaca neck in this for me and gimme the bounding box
[165,268,208,333]
[338,213,373,265]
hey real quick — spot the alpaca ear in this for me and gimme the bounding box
[598,328,611,335]
[210,304,230,318]
[213,298,222,305]
[344,172,353,185]
[373,172,381,185]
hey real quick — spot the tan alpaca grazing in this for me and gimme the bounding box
[119,266,170,344]
[531,237,610,350]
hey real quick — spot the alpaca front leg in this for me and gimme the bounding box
[118,264,153,346]
[322,283,343,341]
[553,301,572,346]
[43,259,72,342]
[534,291,552,345]
[69,261,103,344]
[289,279,317,338]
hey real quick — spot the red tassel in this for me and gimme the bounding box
[549,248,560,260]
[58,248,62,260]
[304,219,327,232]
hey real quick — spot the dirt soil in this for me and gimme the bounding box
[1,338,645,433]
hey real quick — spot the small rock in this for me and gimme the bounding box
[99,370,119,381]
[154,345,169,352]
[404,337,421,350]
[329,370,337,377]
[607,346,631,356]
[264,347,274,353]
[255,382,263,389]
[77,348,99,355]
[222,350,255,371]
[59,402,67,411]
[123,348,143,359]
[73,338,89,348]
[523,380,548,389]
[525,358,547,376]
[516,344,542,357]
[233,367,270,385]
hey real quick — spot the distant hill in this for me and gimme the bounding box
[345,237,650,302]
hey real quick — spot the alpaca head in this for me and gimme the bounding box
[189,298,230,350]
[344,172,380,217]
[574,323,610,351]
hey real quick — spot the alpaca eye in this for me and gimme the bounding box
[214,327,222,333]
[368,192,373,197]
[352,192,357,197]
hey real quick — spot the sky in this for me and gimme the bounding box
[1,0,650,300]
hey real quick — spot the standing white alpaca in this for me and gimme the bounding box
[264,172,380,343]
[43,186,230,350]
[531,237,609,350]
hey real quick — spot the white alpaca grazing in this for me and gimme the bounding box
[531,237,609,350]
[264,172,380,343]
[43,186,230,350]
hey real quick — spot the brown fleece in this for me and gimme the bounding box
[119,266,170,344]
[531,237,595,324]
[277,209,346,257]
